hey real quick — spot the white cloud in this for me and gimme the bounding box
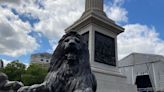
[3,0,85,50]
[0,0,21,5]
[30,0,127,49]
[105,0,128,23]
[0,7,39,57]
[9,0,85,40]
[30,0,128,40]
[1,0,127,47]
[0,0,85,57]
[35,0,84,40]
[106,6,128,23]
[1,0,164,62]
[118,24,164,59]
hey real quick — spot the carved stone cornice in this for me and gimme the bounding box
[65,11,124,34]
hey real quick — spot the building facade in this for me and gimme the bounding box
[30,53,52,68]
[119,53,164,92]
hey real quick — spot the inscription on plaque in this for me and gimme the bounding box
[94,31,116,66]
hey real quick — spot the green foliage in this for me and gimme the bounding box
[0,68,4,72]
[21,63,48,86]
[0,60,48,86]
[2,60,26,81]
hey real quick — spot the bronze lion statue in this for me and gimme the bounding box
[18,31,97,92]
[0,72,23,92]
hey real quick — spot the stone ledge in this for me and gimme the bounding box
[91,66,126,78]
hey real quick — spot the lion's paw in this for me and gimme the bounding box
[12,81,24,90]
[17,86,29,92]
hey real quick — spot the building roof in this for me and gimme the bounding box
[31,52,52,58]
[119,53,164,67]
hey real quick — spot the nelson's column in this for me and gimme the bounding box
[65,0,137,92]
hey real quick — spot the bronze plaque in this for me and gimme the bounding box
[82,32,89,47]
[94,31,116,66]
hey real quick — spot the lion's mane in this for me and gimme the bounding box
[45,31,97,92]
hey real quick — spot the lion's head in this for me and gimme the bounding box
[62,32,81,63]
[49,31,91,73]
[47,31,96,92]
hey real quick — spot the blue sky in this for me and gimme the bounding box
[0,0,164,66]
[123,0,164,38]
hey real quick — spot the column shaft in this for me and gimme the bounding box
[85,0,103,11]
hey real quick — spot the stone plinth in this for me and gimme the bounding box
[65,0,138,91]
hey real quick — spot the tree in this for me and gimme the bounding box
[21,63,48,86]
[2,60,26,81]
[0,60,48,86]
